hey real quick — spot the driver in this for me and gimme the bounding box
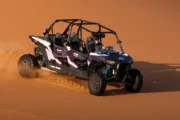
[86,34,97,53]
[95,39,104,52]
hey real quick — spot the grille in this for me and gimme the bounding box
[117,63,130,71]
[115,63,130,80]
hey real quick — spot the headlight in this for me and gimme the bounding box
[106,60,115,64]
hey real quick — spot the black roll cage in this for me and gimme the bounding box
[43,19,122,43]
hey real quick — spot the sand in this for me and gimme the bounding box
[0,0,180,120]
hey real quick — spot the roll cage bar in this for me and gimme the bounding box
[43,19,122,43]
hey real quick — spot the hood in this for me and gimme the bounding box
[104,52,133,63]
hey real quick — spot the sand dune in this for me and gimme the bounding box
[1,0,180,120]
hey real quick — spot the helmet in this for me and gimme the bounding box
[55,33,63,39]
[70,32,78,38]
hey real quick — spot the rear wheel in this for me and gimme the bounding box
[88,73,106,96]
[124,68,143,93]
[18,54,40,78]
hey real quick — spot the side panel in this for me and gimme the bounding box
[66,46,79,68]
[53,44,67,58]
[31,36,62,66]
[35,42,69,74]
[30,36,89,79]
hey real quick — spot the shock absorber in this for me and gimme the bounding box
[103,65,111,78]
[40,57,45,67]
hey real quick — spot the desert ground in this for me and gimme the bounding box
[0,0,180,120]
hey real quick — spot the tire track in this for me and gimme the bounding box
[0,109,58,120]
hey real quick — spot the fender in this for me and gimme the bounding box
[87,59,105,76]
[29,36,62,65]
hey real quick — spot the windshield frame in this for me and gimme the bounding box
[94,41,125,54]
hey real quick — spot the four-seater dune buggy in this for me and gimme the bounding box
[18,19,143,96]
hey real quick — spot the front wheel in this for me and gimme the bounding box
[124,68,143,93]
[88,73,106,96]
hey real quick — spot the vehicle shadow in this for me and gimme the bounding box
[104,61,180,96]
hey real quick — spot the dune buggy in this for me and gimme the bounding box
[18,19,143,96]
